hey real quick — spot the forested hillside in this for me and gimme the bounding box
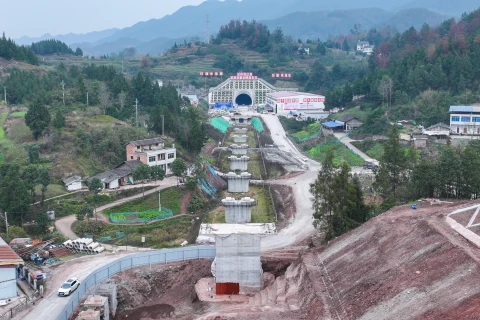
[0,33,38,64]
[328,8,480,131]
[31,39,83,56]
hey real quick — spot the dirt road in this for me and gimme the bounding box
[54,176,178,239]
[260,114,320,251]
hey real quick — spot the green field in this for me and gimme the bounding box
[9,111,27,118]
[74,216,193,248]
[291,122,321,141]
[330,106,369,122]
[103,187,184,216]
[308,140,364,166]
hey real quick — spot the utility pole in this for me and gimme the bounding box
[159,189,161,212]
[3,86,6,106]
[122,60,124,74]
[4,212,8,237]
[60,80,66,105]
[86,92,89,106]
[205,14,211,44]
[134,98,139,127]
[161,115,164,136]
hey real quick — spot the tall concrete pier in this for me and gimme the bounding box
[225,172,251,193]
[233,135,248,143]
[212,234,262,290]
[234,128,248,134]
[222,197,256,223]
[228,156,250,171]
[229,144,249,156]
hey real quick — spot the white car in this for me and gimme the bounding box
[58,278,80,296]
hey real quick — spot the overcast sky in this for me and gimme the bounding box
[3,0,205,38]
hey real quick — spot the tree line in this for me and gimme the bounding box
[310,149,369,241]
[374,125,480,205]
[0,32,38,64]
[30,39,83,56]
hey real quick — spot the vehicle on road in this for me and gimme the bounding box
[364,161,378,170]
[58,278,80,296]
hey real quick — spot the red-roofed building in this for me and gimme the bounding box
[0,236,24,300]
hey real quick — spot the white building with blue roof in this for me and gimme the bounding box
[449,106,480,135]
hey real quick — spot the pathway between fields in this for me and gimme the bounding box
[55,177,178,240]
[333,132,376,164]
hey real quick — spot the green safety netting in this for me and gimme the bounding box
[97,236,114,242]
[210,117,231,133]
[109,208,173,224]
[251,117,264,132]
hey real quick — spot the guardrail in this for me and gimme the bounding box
[57,245,215,320]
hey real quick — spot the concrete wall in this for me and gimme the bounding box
[214,234,262,289]
[228,156,250,171]
[105,179,119,190]
[226,172,251,193]
[222,197,256,223]
[0,267,17,300]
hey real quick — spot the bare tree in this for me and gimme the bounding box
[118,91,127,112]
[378,76,393,110]
[98,83,111,115]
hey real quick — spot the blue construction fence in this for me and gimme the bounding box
[57,246,216,320]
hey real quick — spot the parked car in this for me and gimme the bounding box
[58,278,80,296]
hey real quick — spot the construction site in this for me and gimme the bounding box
[13,114,480,320]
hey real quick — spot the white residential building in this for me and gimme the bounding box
[449,106,480,135]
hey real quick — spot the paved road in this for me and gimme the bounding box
[333,132,378,165]
[20,252,133,320]
[55,176,178,240]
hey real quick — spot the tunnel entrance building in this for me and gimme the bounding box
[208,72,296,107]
[235,93,253,106]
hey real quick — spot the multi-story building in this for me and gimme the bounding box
[449,106,480,135]
[126,137,176,174]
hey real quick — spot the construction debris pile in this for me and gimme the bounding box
[11,238,73,265]
[64,238,105,254]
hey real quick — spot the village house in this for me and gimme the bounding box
[0,236,24,300]
[182,94,199,106]
[87,160,143,190]
[356,41,370,51]
[449,106,480,135]
[125,137,177,174]
[356,41,374,54]
[62,175,82,191]
[335,115,364,131]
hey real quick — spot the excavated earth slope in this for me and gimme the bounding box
[198,200,480,320]
[113,200,480,320]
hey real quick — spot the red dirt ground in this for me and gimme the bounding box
[109,200,480,320]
